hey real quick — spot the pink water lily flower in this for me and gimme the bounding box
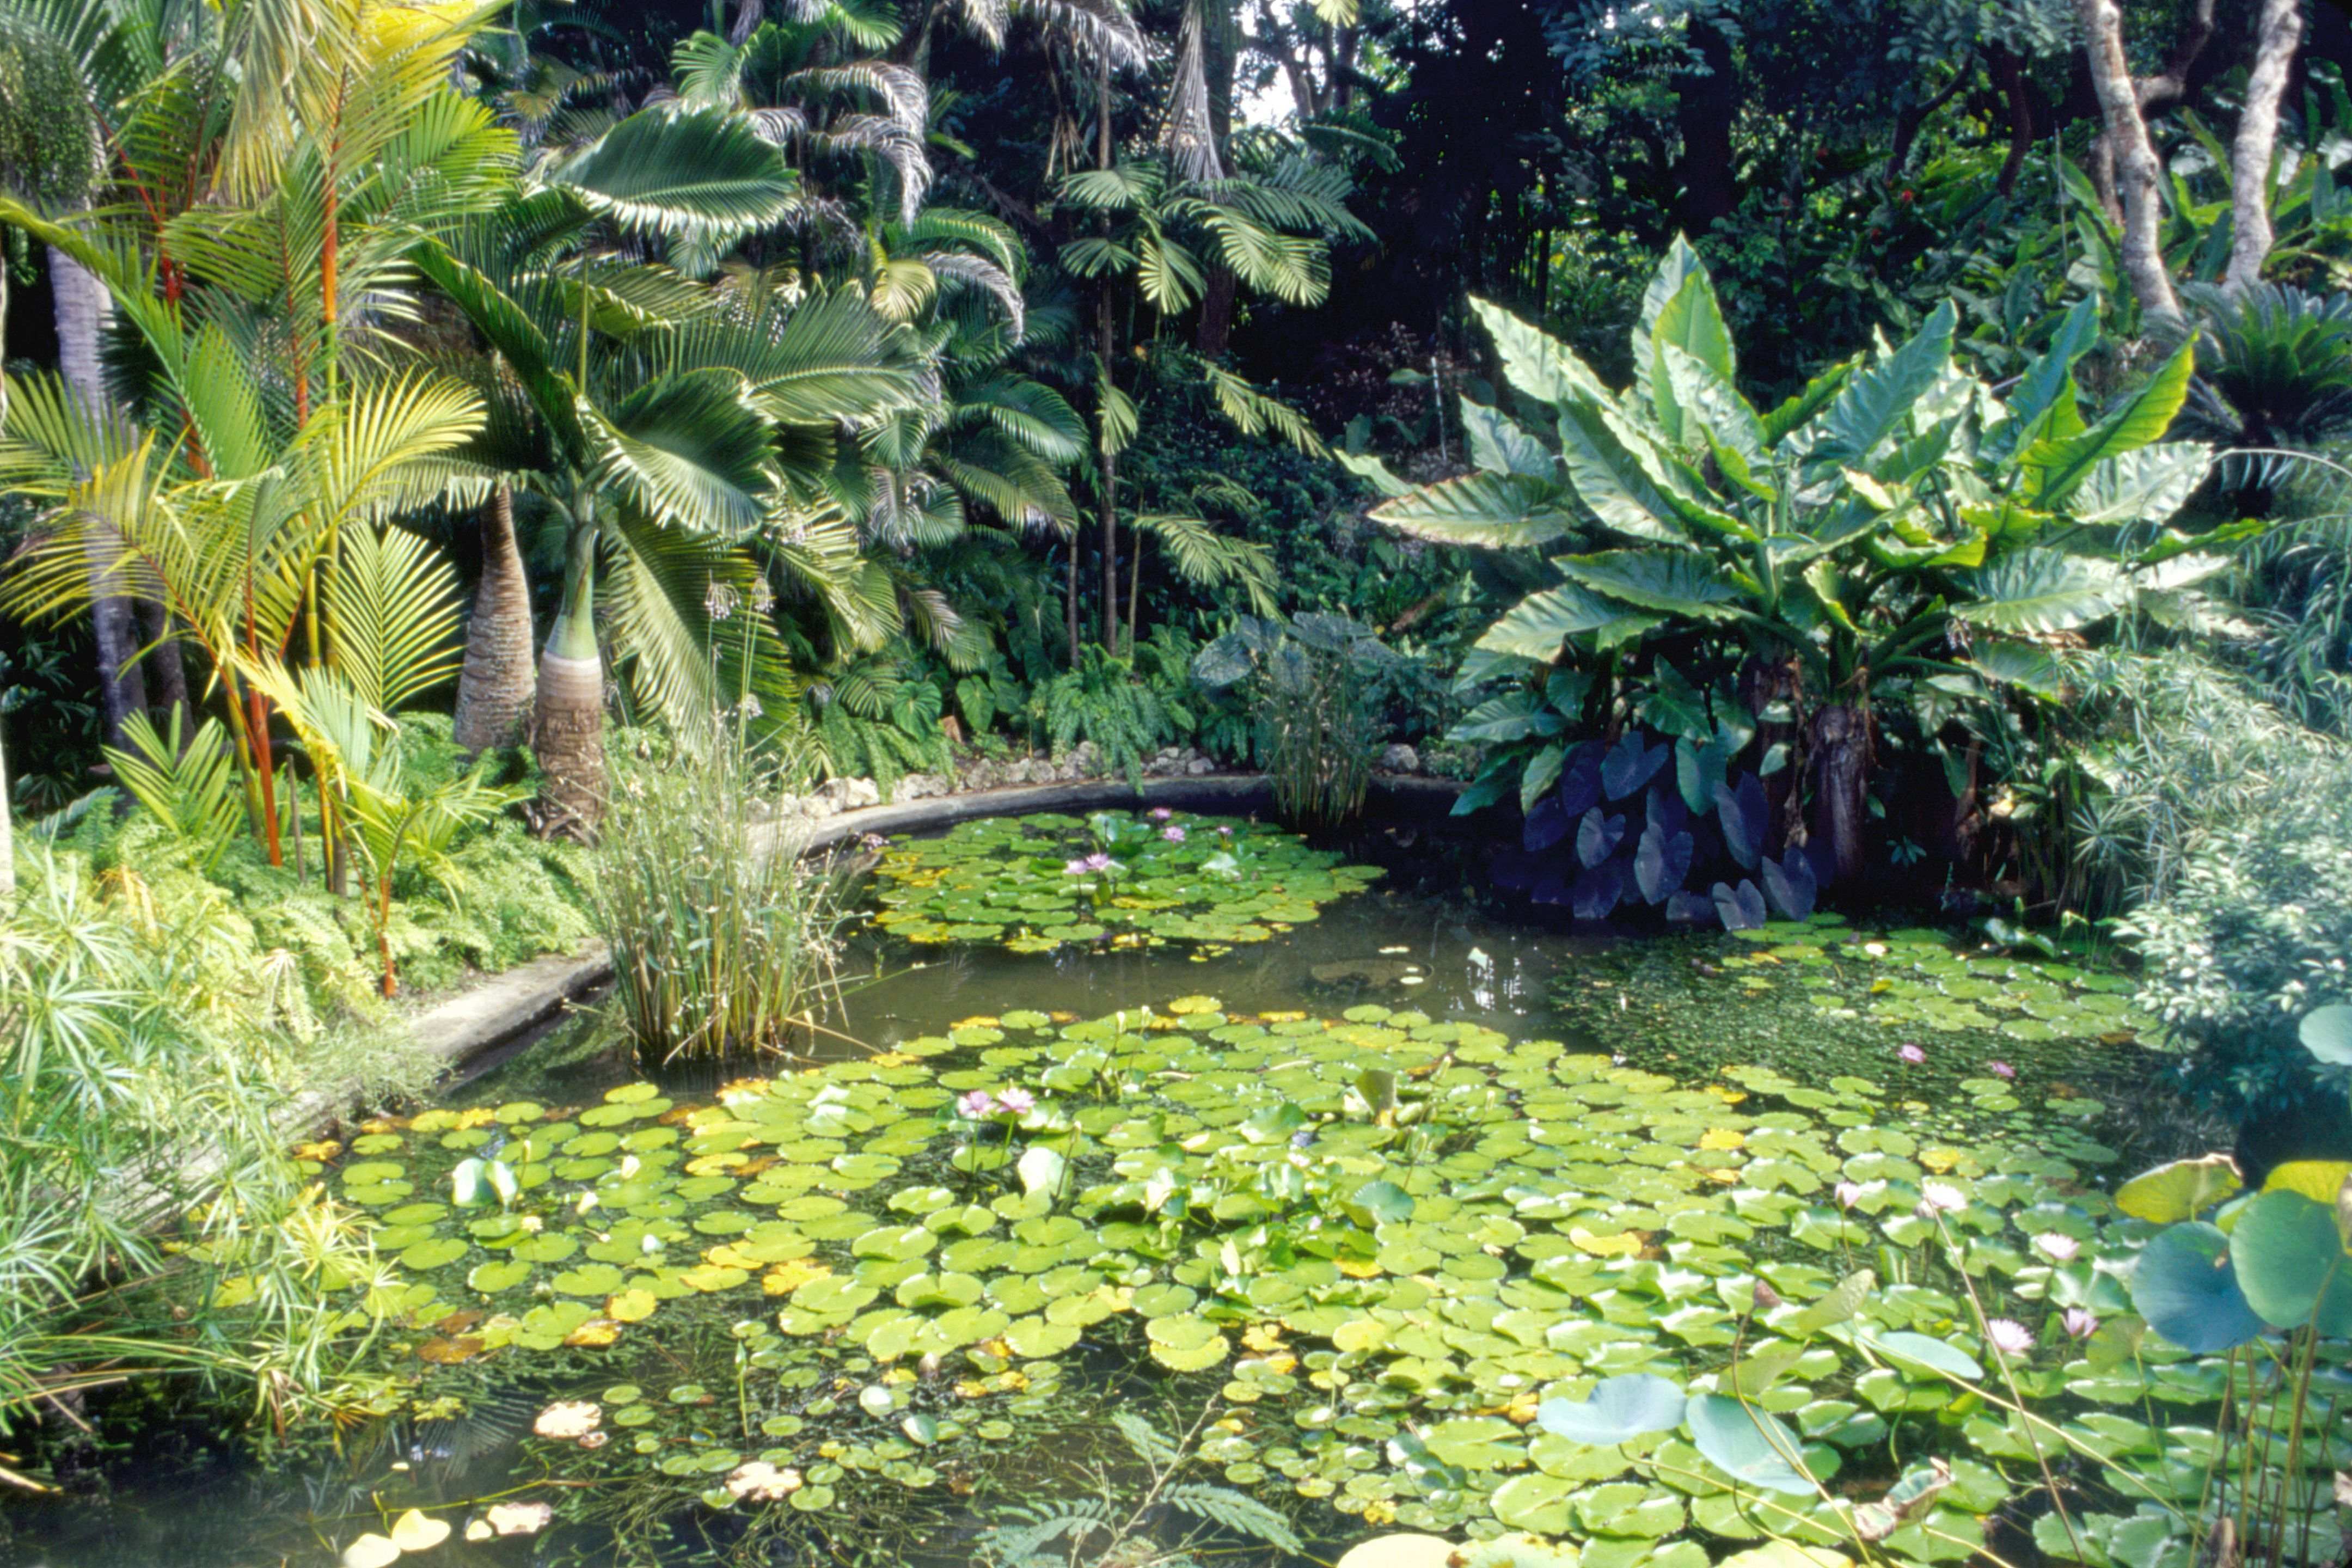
[1921,1180,1967,1212]
[1988,1059,2017,1080]
[2034,1232,2080,1262]
[1064,858,1091,876]
[1898,1043,1927,1065]
[957,1091,997,1118]
[1834,1181,1865,1209]
[1986,1318,2035,1357]
[2063,1307,2099,1339]
[1149,807,1173,820]
[1162,825,1186,842]
[997,1087,1036,1116]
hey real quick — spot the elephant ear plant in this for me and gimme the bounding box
[1363,242,2246,892]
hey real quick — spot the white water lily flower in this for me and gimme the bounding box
[483,1502,553,1536]
[532,1400,602,1440]
[1920,1181,1967,1212]
[726,1460,804,1502]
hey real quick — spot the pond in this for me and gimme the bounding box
[2,808,2282,1568]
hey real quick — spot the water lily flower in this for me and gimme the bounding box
[1064,857,1091,876]
[1162,825,1186,842]
[1986,1318,2035,1357]
[997,1087,1036,1116]
[1084,852,1113,872]
[1217,825,1233,837]
[1921,1180,1967,1212]
[860,832,889,850]
[1898,1043,1927,1065]
[1988,1059,2017,1080]
[2034,1232,2080,1262]
[1291,1129,1314,1149]
[1834,1181,1865,1208]
[958,1090,997,1118]
[1149,807,1173,821]
[469,1502,554,1540]
[2063,1307,2099,1339]
[726,1460,804,1502]
[533,1401,602,1441]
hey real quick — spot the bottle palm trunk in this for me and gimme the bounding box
[451,482,537,753]
[532,518,604,839]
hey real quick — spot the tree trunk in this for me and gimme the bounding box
[532,520,604,840]
[1990,46,2035,195]
[1094,57,1119,653]
[1673,19,1738,234]
[2077,0,2182,323]
[451,482,537,753]
[1196,265,1238,358]
[1805,703,1871,888]
[2224,0,2304,296]
[137,596,190,732]
[50,243,148,746]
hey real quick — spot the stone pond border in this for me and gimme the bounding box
[399,771,1466,1083]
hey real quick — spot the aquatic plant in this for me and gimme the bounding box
[591,730,851,1064]
[866,811,1383,952]
[1193,613,1398,830]
[297,957,2336,1568]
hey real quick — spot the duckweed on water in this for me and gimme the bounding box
[297,961,2340,1568]
[865,811,1385,952]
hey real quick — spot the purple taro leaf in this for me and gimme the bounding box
[1523,793,1572,854]
[1761,847,1818,919]
[1666,890,1719,925]
[1647,780,1689,838]
[1713,773,1769,869]
[1558,741,1606,820]
[1634,819,1694,904]
[1712,878,1768,930]
[1602,734,1670,801]
[1571,857,1627,919]
[1577,807,1627,869]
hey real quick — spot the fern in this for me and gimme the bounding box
[1032,647,1190,784]
[1161,1483,1303,1554]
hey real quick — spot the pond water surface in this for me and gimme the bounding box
[1,811,2213,1568]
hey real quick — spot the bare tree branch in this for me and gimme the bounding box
[2078,0,2182,322]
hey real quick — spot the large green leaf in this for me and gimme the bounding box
[2022,345,2194,507]
[1953,549,2127,635]
[1556,402,1693,544]
[2230,1191,2352,1334]
[1685,1394,1815,1496]
[1472,296,1611,409]
[1537,1374,1685,1445]
[1647,268,1735,445]
[1370,471,1576,549]
[549,106,801,265]
[1475,585,1661,660]
[1987,297,2099,463]
[1761,359,1854,447]
[2068,443,2211,525]
[1805,302,1955,466]
[1631,236,1711,384]
[1557,550,1747,618]
[1460,399,1555,478]
[2128,1222,2265,1352]
[592,370,776,536]
[1662,344,1767,498]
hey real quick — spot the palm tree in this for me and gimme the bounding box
[418,103,926,835]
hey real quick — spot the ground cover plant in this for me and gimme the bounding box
[258,938,2337,1568]
[864,811,1386,953]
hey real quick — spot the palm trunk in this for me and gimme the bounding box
[50,244,148,746]
[2223,0,2304,295]
[532,518,604,840]
[137,597,190,731]
[452,482,537,753]
[1094,59,1119,653]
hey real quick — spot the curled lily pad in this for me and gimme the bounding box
[1537,1374,1685,1445]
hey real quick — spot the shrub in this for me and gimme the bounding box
[0,853,400,1435]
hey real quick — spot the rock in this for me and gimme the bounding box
[840,777,880,810]
[1186,756,1215,775]
[1310,958,1424,988]
[1380,743,1420,774]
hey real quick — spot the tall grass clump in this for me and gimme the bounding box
[593,725,848,1065]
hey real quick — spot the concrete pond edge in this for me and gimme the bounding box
[402,771,1466,1082]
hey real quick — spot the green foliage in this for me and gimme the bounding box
[591,726,848,1063]
[1031,643,1194,785]
[0,852,402,1436]
[1373,252,2243,884]
[1193,613,1402,828]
